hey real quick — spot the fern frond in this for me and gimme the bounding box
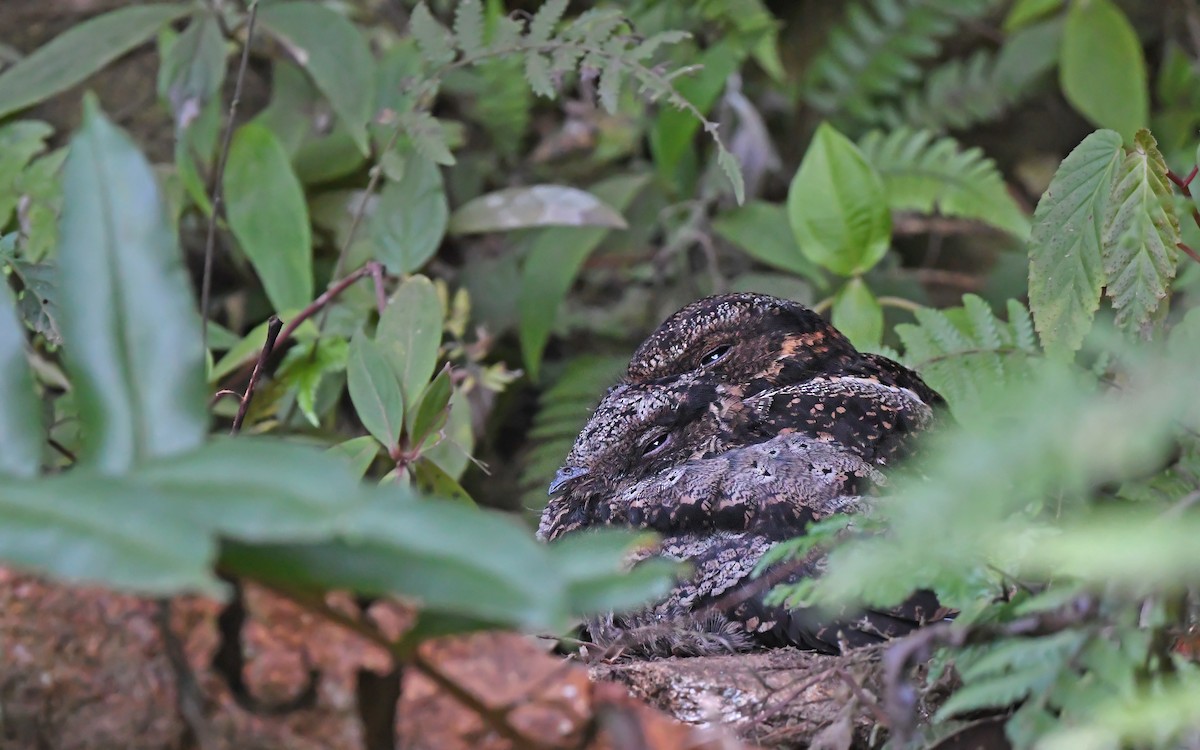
[898,295,1039,418]
[858,127,1030,238]
[803,0,1000,124]
[452,0,484,57]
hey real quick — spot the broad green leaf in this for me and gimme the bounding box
[377,275,443,406]
[547,529,677,615]
[788,123,891,277]
[0,4,191,120]
[1060,0,1148,141]
[449,185,627,235]
[58,98,208,472]
[519,174,648,380]
[157,13,226,132]
[0,271,42,476]
[712,201,824,283]
[0,120,53,226]
[410,457,474,505]
[831,277,883,350]
[1028,129,1123,358]
[224,123,313,312]
[258,2,375,154]
[327,435,380,479]
[369,154,448,273]
[858,128,1030,239]
[0,473,219,594]
[347,332,406,450]
[1101,130,1180,332]
[409,365,452,447]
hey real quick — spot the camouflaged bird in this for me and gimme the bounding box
[538,374,943,657]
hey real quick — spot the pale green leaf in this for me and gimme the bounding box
[0,120,54,226]
[0,4,191,120]
[377,275,443,406]
[712,201,824,283]
[528,0,569,45]
[347,331,405,450]
[1028,129,1123,358]
[524,52,554,98]
[58,98,208,472]
[453,0,485,56]
[369,154,447,273]
[788,122,891,276]
[1004,0,1064,31]
[224,123,313,312]
[717,143,746,205]
[411,3,457,67]
[0,271,42,476]
[1060,0,1148,141]
[831,277,883,350]
[157,14,226,133]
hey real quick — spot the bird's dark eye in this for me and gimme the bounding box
[700,344,732,366]
[642,431,671,457]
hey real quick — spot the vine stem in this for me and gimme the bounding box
[201,0,260,349]
[229,315,281,434]
[1166,167,1200,265]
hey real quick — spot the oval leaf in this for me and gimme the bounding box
[409,364,452,447]
[1060,0,1148,141]
[712,201,824,283]
[788,122,891,277]
[0,272,43,476]
[224,123,313,312]
[347,332,405,450]
[377,275,443,406]
[258,1,375,154]
[831,277,883,351]
[0,4,191,120]
[369,154,448,273]
[58,98,208,472]
[157,14,227,133]
[449,185,628,235]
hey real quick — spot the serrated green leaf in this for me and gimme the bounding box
[717,143,746,205]
[831,277,883,350]
[409,365,452,447]
[369,154,447,273]
[0,4,191,120]
[1060,0,1148,141]
[58,98,208,473]
[598,56,623,114]
[524,51,554,98]
[157,14,226,133]
[788,122,891,276]
[519,174,647,380]
[0,269,42,477]
[1028,129,1124,358]
[224,123,313,312]
[377,275,443,407]
[1101,130,1180,332]
[453,0,485,56]
[528,0,568,44]
[411,3,457,67]
[259,2,375,154]
[449,185,627,235]
[400,110,456,166]
[347,331,405,450]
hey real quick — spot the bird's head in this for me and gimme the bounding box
[625,293,859,389]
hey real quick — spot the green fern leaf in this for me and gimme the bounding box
[527,0,568,45]
[1028,129,1123,358]
[934,664,1057,720]
[631,30,692,62]
[489,15,522,49]
[524,51,554,98]
[1008,299,1037,352]
[1101,130,1180,334]
[957,630,1087,682]
[411,3,457,67]
[717,142,746,205]
[858,127,1029,238]
[804,0,999,123]
[400,111,456,166]
[452,0,485,57]
[598,53,623,114]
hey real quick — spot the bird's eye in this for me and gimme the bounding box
[700,344,732,366]
[641,431,671,457]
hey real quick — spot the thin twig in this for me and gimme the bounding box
[230,315,281,434]
[201,0,260,349]
[1167,168,1200,266]
[47,438,76,463]
[277,261,384,345]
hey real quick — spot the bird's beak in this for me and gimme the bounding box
[548,465,589,496]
